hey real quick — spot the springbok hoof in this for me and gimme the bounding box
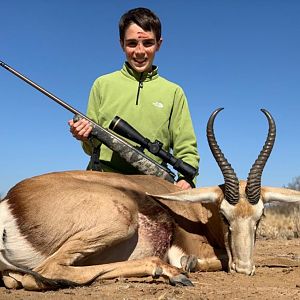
[180,255,198,273]
[169,274,194,286]
[152,266,163,279]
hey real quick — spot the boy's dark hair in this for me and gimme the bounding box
[119,7,161,42]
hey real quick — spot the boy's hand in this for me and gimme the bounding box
[175,179,192,190]
[68,118,92,141]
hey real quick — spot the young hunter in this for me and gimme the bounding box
[69,7,199,189]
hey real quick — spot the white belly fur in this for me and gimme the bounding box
[0,200,45,271]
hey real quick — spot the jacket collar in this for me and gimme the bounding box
[121,62,159,82]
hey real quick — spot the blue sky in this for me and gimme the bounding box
[0,0,299,195]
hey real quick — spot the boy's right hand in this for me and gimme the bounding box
[68,118,92,141]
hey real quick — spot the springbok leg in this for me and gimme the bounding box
[20,257,191,290]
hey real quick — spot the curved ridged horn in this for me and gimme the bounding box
[246,109,276,204]
[207,108,239,204]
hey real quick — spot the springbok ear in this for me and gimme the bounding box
[261,186,300,203]
[147,186,223,204]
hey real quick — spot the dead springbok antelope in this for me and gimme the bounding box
[1,108,300,291]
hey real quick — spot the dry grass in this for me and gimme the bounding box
[257,203,300,239]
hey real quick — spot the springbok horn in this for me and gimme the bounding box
[246,109,276,204]
[207,108,239,205]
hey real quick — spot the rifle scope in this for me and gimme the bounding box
[109,116,198,180]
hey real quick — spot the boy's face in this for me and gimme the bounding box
[121,23,162,73]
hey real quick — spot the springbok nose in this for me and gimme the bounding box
[232,261,255,276]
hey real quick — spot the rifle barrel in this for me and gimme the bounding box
[0,60,87,120]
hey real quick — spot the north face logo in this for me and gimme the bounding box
[152,101,164,108]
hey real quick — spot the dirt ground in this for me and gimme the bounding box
[0,239,299,300]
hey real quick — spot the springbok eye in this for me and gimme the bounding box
[220,214,230,227]
[255,218,262,230]
[255,210,265,229]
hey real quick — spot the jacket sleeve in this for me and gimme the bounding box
[169,87,200,183]
[82,79,102,156]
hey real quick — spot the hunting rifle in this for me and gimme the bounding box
[0,60,198,183]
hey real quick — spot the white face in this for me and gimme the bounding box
[220,199,264,275]
[121,23,162,73]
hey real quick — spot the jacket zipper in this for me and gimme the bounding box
[136,73,143,105]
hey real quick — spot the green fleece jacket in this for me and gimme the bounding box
[83,62,199,180]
